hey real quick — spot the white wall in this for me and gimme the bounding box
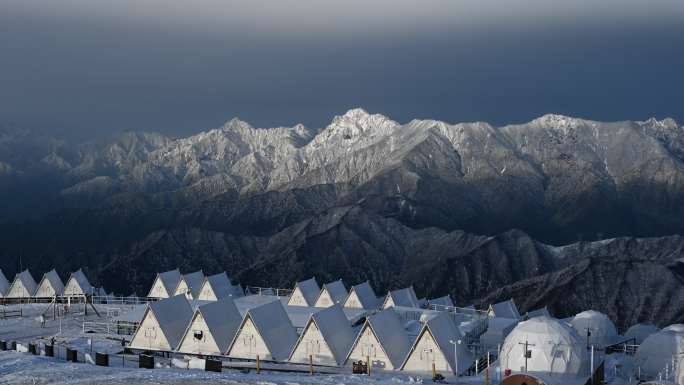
[344,291,364,309]
[315,290,334,308]
[7,283,30,298]
[383,296,395,309]
[35,282,56,298]
[347,325,394,370]
[175,280,192,299]
[177,312,221,355]
[402,330,453,374]
[288,287,310,307]
[228,317,273,360]
[63,279,83,296]
[197,283,217,301]
[290,320,336,366]
[148,278,170,298]
[130,311,172,351]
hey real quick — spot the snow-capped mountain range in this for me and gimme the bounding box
[1,109,683,328]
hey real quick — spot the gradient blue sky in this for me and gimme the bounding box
[1,0,683,139]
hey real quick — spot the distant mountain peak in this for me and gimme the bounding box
[530,113,588,128]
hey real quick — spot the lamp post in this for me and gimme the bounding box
[450,339,462,380]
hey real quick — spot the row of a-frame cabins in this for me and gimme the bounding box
[129,294,475,375]
[134,272,488,375]
[0,268,104,299]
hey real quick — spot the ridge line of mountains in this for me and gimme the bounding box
[1,108,683,329]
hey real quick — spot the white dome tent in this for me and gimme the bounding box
[500,316,589,377]
[570,310,618,347]
[625,323,660,345]
[634,330,684,380]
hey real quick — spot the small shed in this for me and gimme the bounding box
[344,281,379,309]
[401,312,474,375]
[147,269,182,298]
[129,295,194,351]
[289,304,355,366]
[177,297,243,355]
[63,269,94,297]
[488,299,521,319]
[625,323,660,345]
[570,310,619,347]
[314,280,348,308]
[197,272,234,301]
[287,277,320,307]
[382,287,420,309]
[226,299,299,361]
[35,269,65,298]
[7,270,37,298]
[174,270,205,300]
[0,269,9,297]
[427,295,454,308]
[344,308,412,371]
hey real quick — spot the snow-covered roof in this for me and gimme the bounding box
[288,277,320,306]
[36,269,64,296]
[635,330,684,379]
[9,270,37,297]
[569,310,619,347]
[186,297,242,353]
[351,308,412,369]
[233,299,299,360]
[625,323,660,344]
[146,295,194,349]
[662,324,684,333]
[202,272,234,299]
[65,269,93,295]
[501,316,589,377]
[384,287,420,308]
[178,270,205,298]
[315,280,348,307]
[148,269,182,297]
[480,317,519,349]
[402,311,473,374]
[489,299,521,319]
[232,283,244,297]
[344,281,378,309]
[427,295,454,308]
[291,304,355,365]
[0,269,10,296]
[526,307,552,319]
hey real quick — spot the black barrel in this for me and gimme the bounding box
[0,340,6,351]
[66,348,78,363]
[95,352,109,367]
[45,344,54,357]
[205,358,222,372]
[28,343,37,355]
[139,354,154,369]
[10,341,16,351]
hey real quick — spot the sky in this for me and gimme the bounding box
[0,0,683,139]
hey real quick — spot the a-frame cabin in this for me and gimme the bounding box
[174,270,205,300]
[129,295,194,351]
[314,280,348,308]
[177,297,242,355]
[289,304,356,366]
[287,277,320,307]
[6,270,37,298]
[35,269,65,298]
[147,269,182,299]
[344,308,412,371]
[343,281,379,309]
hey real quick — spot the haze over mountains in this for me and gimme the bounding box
[1,109,683,329]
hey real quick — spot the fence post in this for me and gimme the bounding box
[256,355,260,374]
[367,355,371,376]
[309,355,314,375]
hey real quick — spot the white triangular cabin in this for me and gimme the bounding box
[287,277,320,307]
[35,269,65,298]
[197,272,233,301]
[226,300,299,361]
[314,280,348,308]
[344,308,412,371]
[63,269,94,297]
[6,270,37,298]
[401,312,474,375]
[147,269,181,298]
[129,295,194,351]
[488,299,521,319]
[289,304,356,366]
[382,287,420,309]
[0,269,9,297]
[177,297,243,355]
[343,281,379,309]
[174,270,205,300]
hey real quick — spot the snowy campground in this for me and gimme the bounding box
[0,301,649,385]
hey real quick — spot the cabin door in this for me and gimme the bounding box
[144,326,157,349]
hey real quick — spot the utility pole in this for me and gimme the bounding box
[519,340,535,373]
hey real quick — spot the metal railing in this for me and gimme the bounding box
[82,321,138,336]
[244,286,292,297]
